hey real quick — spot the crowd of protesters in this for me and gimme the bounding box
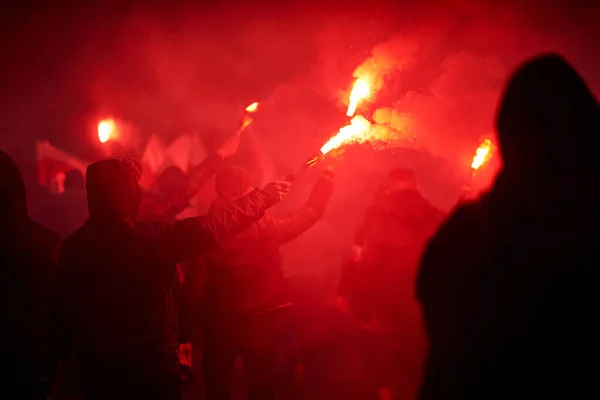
[1,53,598,400]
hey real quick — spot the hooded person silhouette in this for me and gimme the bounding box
[0,151,61,400]
[417,54,600,400]
[55,157,290,400]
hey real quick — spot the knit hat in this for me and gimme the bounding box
[114,156,143,182]
[215,165,252,201]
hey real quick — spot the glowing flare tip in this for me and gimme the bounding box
[471,139,493,170]
[320,116,372,155]
[97,119,116,143]
[346,78,371,117]
[245,102,259,113]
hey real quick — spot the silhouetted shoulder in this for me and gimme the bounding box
[417,200,484,300]
[428,201,481,249]
[20,217,61,257]
[31,217,60,243]
[59,222,92,257]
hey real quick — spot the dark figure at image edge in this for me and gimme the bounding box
[180,165,335,400]
[0,150,61,400]
[417,54,600,399]
[337,168,444,400]
[54,157,287,400]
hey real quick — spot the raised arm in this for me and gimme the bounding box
[183,129,244,201]
[157,181,290,264]
[139,131,243,221]
[183,154,225,203]
[266,170,335,245]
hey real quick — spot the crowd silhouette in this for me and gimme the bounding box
[1,53,598,400]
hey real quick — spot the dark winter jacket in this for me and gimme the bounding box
[181,172,334,335]
[338,188,444,325]
[417,54,600,400]
[55,158,279,386]
[0,151,61,399]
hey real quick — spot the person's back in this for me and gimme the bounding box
[358,187,443,318]
[56,158,288,400]
[417,54,600,399]
[337,169,444,400]
[184,165,334,400]
[0,151,61,400]
[203,215,289,317]
[200,166,334,319]
[339,170,443,322]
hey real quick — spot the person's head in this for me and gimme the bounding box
[215,165,252,202]
[85,157,142,223]
[384,168,418,194]
[64,169,85,191]
[0,150,27,215]
[496,53,600,180]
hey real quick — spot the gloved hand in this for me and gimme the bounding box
[261,181,292,206]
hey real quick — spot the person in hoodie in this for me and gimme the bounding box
[336,168,445,400]
[55,156,290,400]
[180,165,335,400]
[0,150,61,400]
[417,54,600,400]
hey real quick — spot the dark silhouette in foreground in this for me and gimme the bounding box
[0,151,61,400]
[337,168,444,400]
[417,54,600,399]
[55,157,289,400]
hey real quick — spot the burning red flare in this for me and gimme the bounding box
[240,102,260,131]
[320,116,372,155]
[471,139,493,170]
[346,78,371,117]
[98,119,116,143]
[245,102,259,113]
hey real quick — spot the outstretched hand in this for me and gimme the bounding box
[261,180,291,204]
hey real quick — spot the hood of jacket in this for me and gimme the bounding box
[496,53,600,181]
[86,159,141,223]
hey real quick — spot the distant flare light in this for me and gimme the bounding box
[240,102,260,131]
[471,139,493,170]
[245,102,259,113]
[98,119,116,143]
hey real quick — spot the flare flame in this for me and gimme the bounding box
[245,102,259,113]
[320,116,373,155]
[98,119,116,143]
[346,78,371,117]
[471,139,493,170]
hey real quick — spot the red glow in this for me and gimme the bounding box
[98,119,116,143]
